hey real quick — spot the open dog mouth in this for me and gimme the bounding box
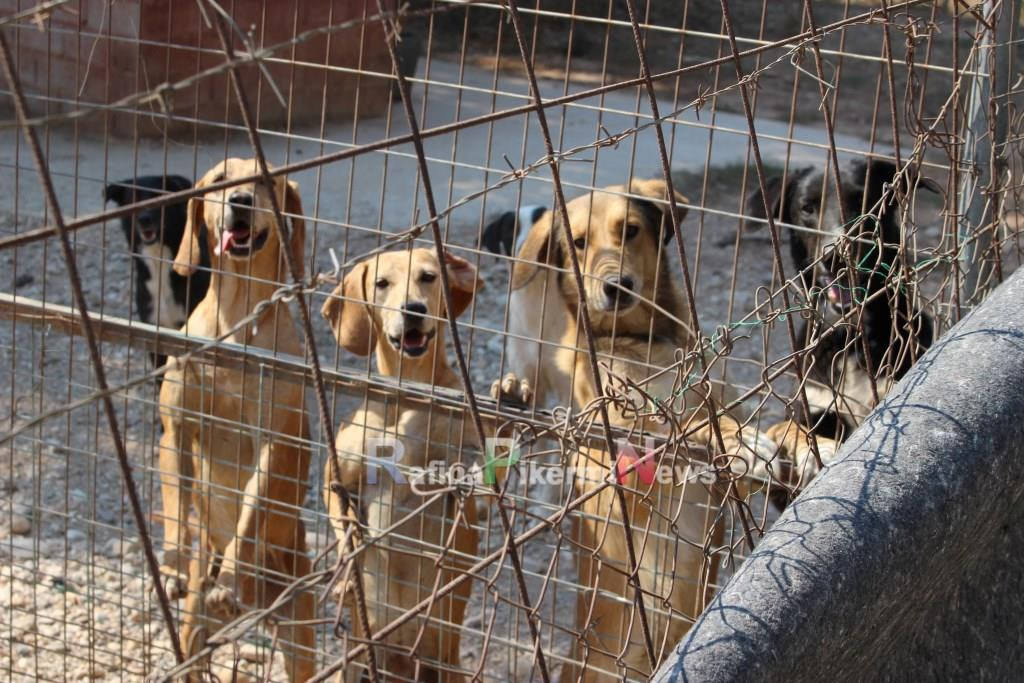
[816,267,855,310]
[137,228,159,244]
[134,219,159,244]
[216,221,269,257]
[387,328,436,357]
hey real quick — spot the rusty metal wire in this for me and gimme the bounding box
[1,0,1022,681]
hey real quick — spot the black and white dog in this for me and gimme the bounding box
[481,204,575,409]
[747,158,940,440]
[103,175,209,368]
[481,204,548,257]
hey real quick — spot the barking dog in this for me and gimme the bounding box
[747,158,939,441]
[321,248,483,682]
[104,175,209,371]
[157,158,313,680]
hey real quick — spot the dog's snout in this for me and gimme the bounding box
[603,275,634,300]
[227,192,254,230]
[228,191,254,208]
[402,301,428,320]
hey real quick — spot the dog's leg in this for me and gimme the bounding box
[694,413,784,500]
[322,436,365,603]
[181,535,217,683]
[436,496,477,682]
[264,525,316,682]
[570,445,634,683]
[157,392,195,600]
[211,433,311,617]
[763,419,839,498]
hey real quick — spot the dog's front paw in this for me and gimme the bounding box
[329,574,352,605]
[157,548,190,600]
[204,575,243,619]
[491,372,533,407]
[163,575,187,601]
[789,434,838,484]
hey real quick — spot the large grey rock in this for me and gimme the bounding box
[655,270,1024,682]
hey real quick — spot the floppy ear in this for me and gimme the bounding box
[745,174,786,225]
[481,211,517,256]
[443,251,484,318]
[173,189,208,277]
[283,180,306,281]
[628,178,689,244]
[510,211,557,290]
[102,181,129,206]
[165,175,193,193]
[866,159,943,197]
[321,260,375,356]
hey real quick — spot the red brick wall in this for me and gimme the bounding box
[4,0,393,136]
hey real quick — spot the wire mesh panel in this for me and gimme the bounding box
[1,0,1022,681]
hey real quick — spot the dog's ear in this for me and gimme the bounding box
[510,210,557,290]
[866,158,944,197]
[322,260,375,356]
[860,158,897,197]
[165,175,193,193]
[628,178,689,244]
[283,180,306,282]
[102,181,130,206]
[443,251,484,318]
[482,211,517,256]
[745,174,787,225]
[173,170,215,277]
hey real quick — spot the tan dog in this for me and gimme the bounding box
[494,179,829,679]
[157,158,313,680]
[321,248,482,682]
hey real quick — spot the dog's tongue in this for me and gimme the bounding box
[827,284,851,307]
[216,228,249,256]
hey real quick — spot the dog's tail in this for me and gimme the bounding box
[481,205,547,257]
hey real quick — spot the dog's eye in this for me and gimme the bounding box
[419,271,437,283]
[801,202,816,215]
[573,236,586,249]
[624,223,640,240]
[375,278,389,290]
[212,173,225,183]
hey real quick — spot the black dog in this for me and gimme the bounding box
[103,175,209,371]
[747,158,940,440]
[481,204,548,257]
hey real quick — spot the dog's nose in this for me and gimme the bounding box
[402,301,428,320]
[603,275,634,300]
[228,192,253,208]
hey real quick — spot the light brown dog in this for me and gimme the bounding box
[494,179,828,679]
[157,158,313,680]
[321,248,482,682]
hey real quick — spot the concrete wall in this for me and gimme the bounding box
[655,269,1024,682]
[5,0,393,136]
